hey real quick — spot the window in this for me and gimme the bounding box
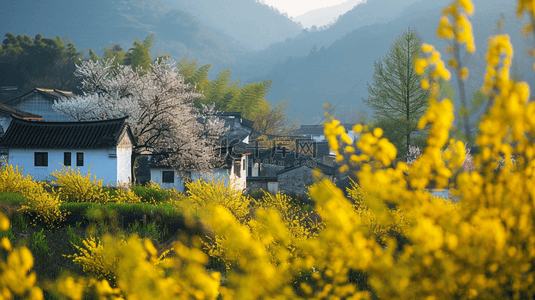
[162,171,174,183]
[76,152,84,166]
[34,152,48,167]
[64,152,71,166]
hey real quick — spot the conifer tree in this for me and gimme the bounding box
[363,28,428,157]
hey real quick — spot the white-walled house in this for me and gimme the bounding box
[4,87,73,121]
[0,116,134,186]
[149,154,248,192]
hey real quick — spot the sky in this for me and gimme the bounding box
[259,0,350,17]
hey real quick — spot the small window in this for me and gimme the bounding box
[34,152,48,167]
[162,171,174,183]
[76,152,84,166]
[64,152,71,166]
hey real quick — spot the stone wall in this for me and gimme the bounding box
[277,166,314,194]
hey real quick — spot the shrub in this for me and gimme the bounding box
[52,167,111,204]
[0,165,66,227]
[131,182,170,204]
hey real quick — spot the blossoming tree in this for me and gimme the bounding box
[53,58,228,171]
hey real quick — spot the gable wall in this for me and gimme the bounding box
[7,148,119,185]
[10,92,70,121]
[116,132,132,187]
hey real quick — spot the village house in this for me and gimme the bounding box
[0,102,42,133]
[247,145,336,194]
[3,87,73,121]
[148,112,253,192]
[0,116,134,186]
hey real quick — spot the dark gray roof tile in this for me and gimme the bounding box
[1,116,132,149]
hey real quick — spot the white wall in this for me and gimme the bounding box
[150,168,186,191]
[116,133,132,187]
[7,148,119,185]
[228,155,247,191]
[150,160,247,192]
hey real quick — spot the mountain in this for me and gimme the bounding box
[294,0,363,29]
[0,0,247,71]
[246,0,532,124]
[226,0,425,82]
[159,0,303,51]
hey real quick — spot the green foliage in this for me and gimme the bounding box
[0,225,15,242]
[32,228,51,256]
[0,193,27,206]
[0,33,85,99]
[178,58,273,120]
[131,182,170,204]
[128,221,159,241]
[11,213,29,231]
[123,34,154,71]
[363,28,429,153]
[103,43,125,67]
[88,48,99,62]
[66,224,84,249]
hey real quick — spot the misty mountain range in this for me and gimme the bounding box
[1,0,533,124]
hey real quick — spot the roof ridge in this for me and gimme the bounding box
[10,115,128,125]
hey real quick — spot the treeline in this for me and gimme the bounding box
[0,32,293,134]
[0,33,85,98]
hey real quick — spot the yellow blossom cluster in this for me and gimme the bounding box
[437,0,475,53]
[4,1,535,299]
[324,120,397,173]
[0,213,43,300]
[415,43,451,95]
[517,0,535,18]
[0,165,65,227]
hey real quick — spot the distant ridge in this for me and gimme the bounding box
[294,0,363,29]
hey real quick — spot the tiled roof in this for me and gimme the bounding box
[293,124,354,135]
[1,116,132,149]
[4,87,73,105]
[0,103,42,119]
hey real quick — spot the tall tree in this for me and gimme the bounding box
[251,99,296,135]
[53,58,227,171]
[123,34,154,71]
[363,28,428,157]
[177,58,273,120]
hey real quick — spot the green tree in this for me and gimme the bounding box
[0,33,85,99]
[123,34,154,71]
[103,44,126,67]
[251,99,296,135]
[363,28,428,158]
[177,58,273,120]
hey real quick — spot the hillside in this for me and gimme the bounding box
[294,0,363,29]
[159,0,303,51]
[0,0,244,70]
[246,0,532,123]
[226,0,425,82]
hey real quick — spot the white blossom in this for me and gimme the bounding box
[54,58,228,171]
